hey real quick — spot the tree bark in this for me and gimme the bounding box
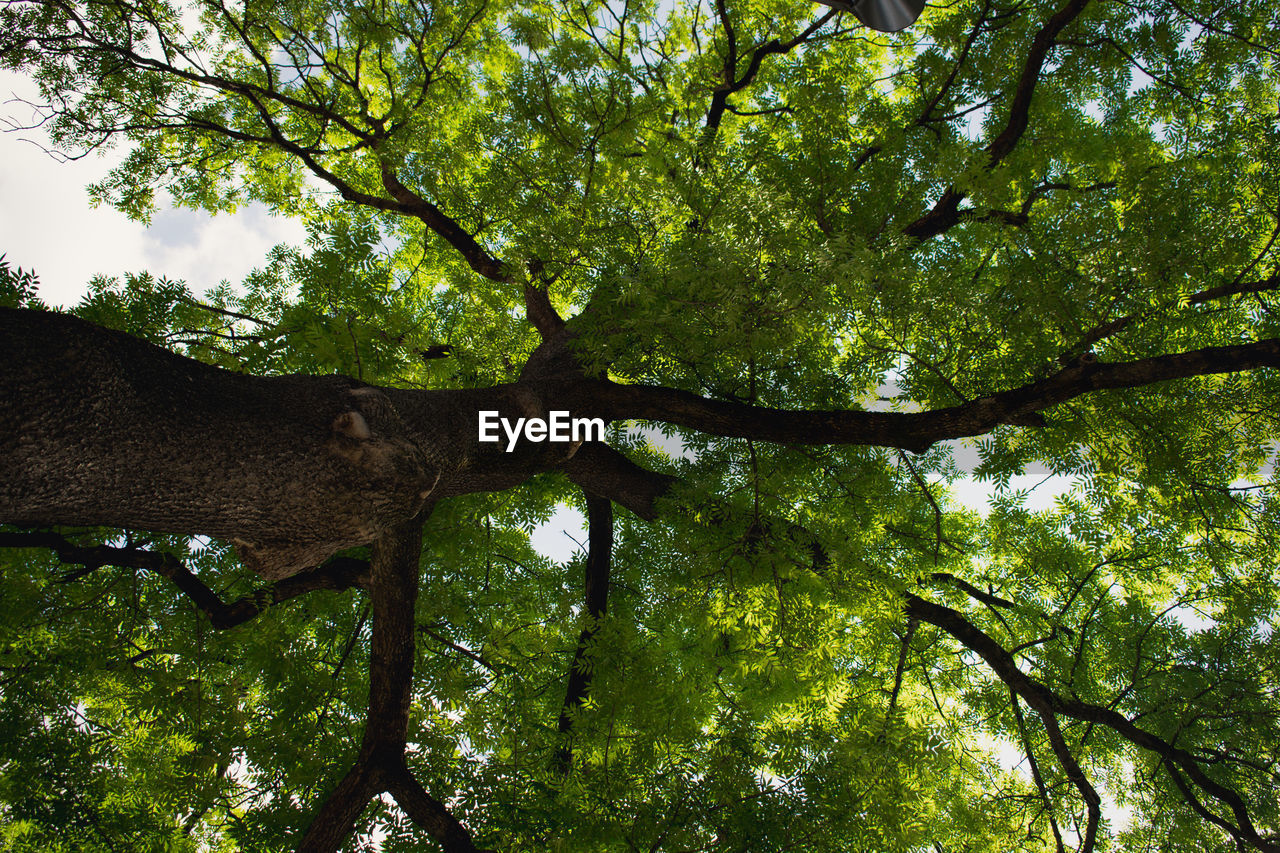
[0,308,573,578]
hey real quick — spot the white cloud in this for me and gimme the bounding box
[0,70,304,308]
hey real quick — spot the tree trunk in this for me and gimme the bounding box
[0,308,572,578]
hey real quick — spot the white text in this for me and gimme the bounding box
[478,411,606,452]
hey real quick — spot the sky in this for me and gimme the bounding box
[0,71,307,310]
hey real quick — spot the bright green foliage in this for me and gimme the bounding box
[3,0,1280,849]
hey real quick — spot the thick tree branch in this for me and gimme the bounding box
[0,308,580,578]
[553,493,614,773]
[363,515,425,747]
[0,531,368,630]
[1035,705,1100,853]
[8,309,1280,577]
[521,260,567,339]
[558,443,677,520]
[386,766,494,853]
[1190,273,1280,305]
[295,764,378,853]
[379,167,566,339]
[571,337,1280,452]
[297,507,492,852]
[985,0,1093,166]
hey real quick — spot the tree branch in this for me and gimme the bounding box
[929,572,1016,611]
[915,0,993,130]
[386,764,495,853]
[570,337,1280,451]
[1035,704,1100,853]
[363,512,426,750]
[379,164,507,282]
[1010,691,1068,853]
[0,531,368,630]
[294,763,378,853]
[902,0,1094,240]
[558,442,677,520]
[905,594,1280,852]
[1189,273,1280,306]
[984,0,1093,167]
[702,11,836,146]
[553,493,614,773]
[297,506,491,852]
[521,261,567,339]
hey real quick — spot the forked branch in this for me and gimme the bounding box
[702,7,837,145]
[906,595,1280,852]
[296,509,493,852]
[903,0,1095,240]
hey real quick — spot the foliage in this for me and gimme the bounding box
[3,0,1280,849]
[0,254,46,310]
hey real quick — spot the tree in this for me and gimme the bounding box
[2,0,1280,848]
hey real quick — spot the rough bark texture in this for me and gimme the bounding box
[0,309,576,578]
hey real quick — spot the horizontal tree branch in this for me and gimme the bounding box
[0,531,369,629]
[1190,274,1280,305]
[570,337,1280,451]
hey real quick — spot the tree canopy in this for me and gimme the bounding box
[2,0,1280,849]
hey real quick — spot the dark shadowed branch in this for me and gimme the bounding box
[386,765,494,853]
[1010,691,1068,853]
[560,443,678,520]
[378,165,507,283]
[572,337,1280,451]
[553,493,615,774]
[559,336,1280,530]
[0,531,369,630]
[702,7,837,146]
[296,508,494,852]
[1035,702,1100,853]
[903,0,1095,240]
[294,763,378,853]
[905,595,1280,853]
